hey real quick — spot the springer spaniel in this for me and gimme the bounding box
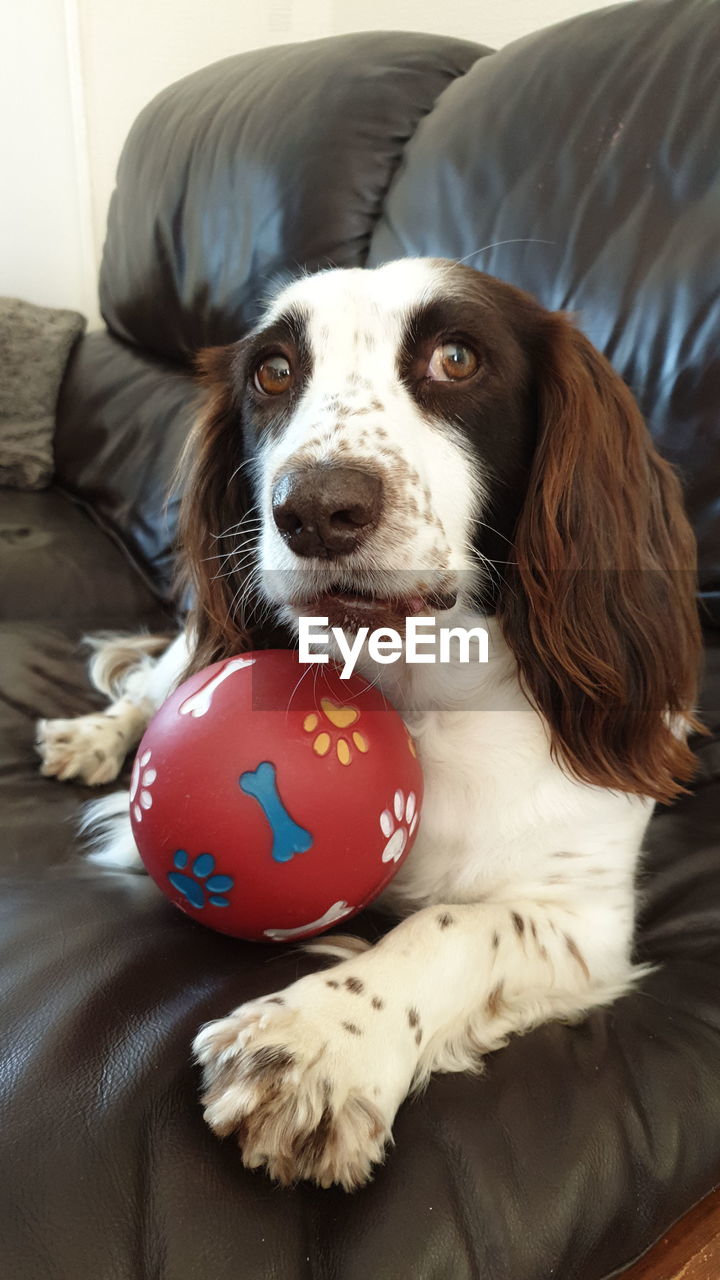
[36,259,701,1190]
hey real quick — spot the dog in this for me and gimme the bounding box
[36,258,701,1190]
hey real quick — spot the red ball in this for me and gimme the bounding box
[130,650,423,941]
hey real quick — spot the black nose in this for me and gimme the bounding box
[272,465,383,558]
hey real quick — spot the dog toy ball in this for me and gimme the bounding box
[129,650,423,942]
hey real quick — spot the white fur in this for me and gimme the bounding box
[37,260,661,1190]
[257,262,484,619]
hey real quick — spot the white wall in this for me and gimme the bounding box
[0,0,95,316]
[0,0,622,327]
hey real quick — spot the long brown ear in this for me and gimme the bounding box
[498,313,702,804]
[176,344,257,674]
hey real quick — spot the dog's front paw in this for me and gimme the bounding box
[193,974,416,1189]
[36,714,128,785]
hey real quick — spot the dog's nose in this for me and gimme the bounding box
[272,465,383,558]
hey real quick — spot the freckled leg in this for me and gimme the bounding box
[193,897,634,1189]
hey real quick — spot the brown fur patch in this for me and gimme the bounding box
[512,912,525,938]
[244,1046,296,1076]
[201,1057,246,1111]
[344,977,364,994]
[437,912,455,929]
[232,1079,285,1145]
[407,1007,420,1029]
[486,982,505,1018]
[565,933,590,982]
[202,1044,295,1132]
[341,1021,362,1036]
[371,996,384,1011]
[291,1104,334,1172]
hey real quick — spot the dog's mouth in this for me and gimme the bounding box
[289,582,459,631]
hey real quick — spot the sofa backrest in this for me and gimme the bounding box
[55,0,720,621]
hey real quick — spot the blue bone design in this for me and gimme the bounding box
[239,761,313,863]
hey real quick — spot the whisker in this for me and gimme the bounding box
[284,659,315,719]
[206,541,260,577]
[212,509,262,540]
[474,518,516,548]
[211,521,263,542]
[225,458,257,489]
[454,238,555,267]
[202,537,259,564]
[471,546,520,605]
[210,559,257,582]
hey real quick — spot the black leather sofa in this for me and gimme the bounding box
[2,2,720,1276]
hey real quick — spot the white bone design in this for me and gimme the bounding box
[262,900,354,941]
[178,657,256,718]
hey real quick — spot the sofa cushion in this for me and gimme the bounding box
[54,333,198,595]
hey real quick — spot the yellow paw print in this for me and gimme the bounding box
[303,698,368,766]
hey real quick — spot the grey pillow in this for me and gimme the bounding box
[0,298,86,489]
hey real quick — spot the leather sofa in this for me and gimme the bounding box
[2,2,719,1276]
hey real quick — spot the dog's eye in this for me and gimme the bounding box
[254,355,292,395]
[427,342,479,382]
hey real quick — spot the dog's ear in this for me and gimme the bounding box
[176,343,257,674]
[498,313,702,804]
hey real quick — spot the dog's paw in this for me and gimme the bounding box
[194,973,416,1189]
[36,714,128,785]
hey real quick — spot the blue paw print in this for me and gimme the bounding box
[167,851,234,909]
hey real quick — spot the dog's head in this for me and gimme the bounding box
[179,258,700,803]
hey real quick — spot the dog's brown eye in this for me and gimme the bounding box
[254,355,292,395]
[427,342,479,382]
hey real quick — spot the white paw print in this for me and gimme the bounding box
[379,789,419,863]
[130,748,157,823]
